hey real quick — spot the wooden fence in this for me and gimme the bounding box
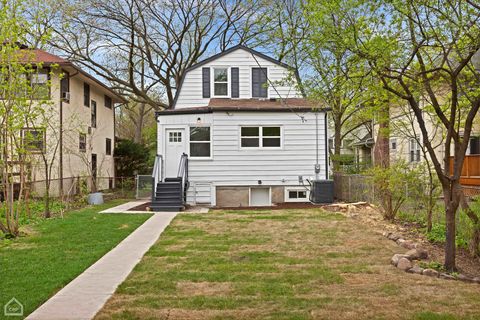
[333,173,375,203]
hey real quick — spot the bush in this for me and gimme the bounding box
[367,161,419,220]
[115,140,151,177]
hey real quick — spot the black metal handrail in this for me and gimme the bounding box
[177,153,189,204]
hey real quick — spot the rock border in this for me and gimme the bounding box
[383,232,480,284]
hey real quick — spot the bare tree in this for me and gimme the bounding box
[48,0,263,109]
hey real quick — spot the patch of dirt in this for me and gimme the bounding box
[129,202,327,211]
[322,202,480,277]
[177,281,232,296]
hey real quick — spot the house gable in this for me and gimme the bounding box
[173,46,303,109]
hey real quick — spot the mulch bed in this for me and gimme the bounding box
[129,202,328,212]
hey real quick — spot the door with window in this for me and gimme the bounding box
[165,129,185,178]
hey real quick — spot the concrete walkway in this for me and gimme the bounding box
[100,200,149,213]
[26,211,178,320]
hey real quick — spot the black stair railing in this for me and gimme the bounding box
[177,153,189,204]
[151,154,163,201]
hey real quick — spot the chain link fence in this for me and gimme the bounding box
[333,173,480,204]
[27,176,137,201]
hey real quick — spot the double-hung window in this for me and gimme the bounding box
[409,138,421,162]
[213,68,228,96]
[240,126,281,148]
[79,133,86,152]
[30,69,49,100]
[190,127,211,158]
[22,128,45,153]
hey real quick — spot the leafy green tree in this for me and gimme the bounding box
[114,140,151,177]
[339,0,480,270]
[0,0,53,235]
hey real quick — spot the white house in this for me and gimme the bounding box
[152,46,330,210]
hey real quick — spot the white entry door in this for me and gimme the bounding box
[165,129,186,178]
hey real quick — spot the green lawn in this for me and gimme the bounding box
[96,208,480,320]
[0,200,151,319]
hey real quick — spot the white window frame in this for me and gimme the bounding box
[409,137,421,162]
[188,125,213,160]
[239,125,282,150]
[250,66,269,99]
[211,67,230,98]
[391,138,397,151]
[285,187,310,202]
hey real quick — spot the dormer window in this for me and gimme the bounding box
[213,68,228,96]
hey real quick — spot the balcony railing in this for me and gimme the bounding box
[449,155,480,186]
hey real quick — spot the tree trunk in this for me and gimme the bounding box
[44,167,51,218]
[133,104,146,144]
[443,183,460,272]
[333,119,342,172]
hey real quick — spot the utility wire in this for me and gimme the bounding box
[249,51,307,123]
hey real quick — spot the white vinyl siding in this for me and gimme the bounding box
[175,48,302,108]
[157,111,327,204]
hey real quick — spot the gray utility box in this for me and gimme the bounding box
[310,180,334,204]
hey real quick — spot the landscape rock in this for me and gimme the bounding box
[473,277,480,284]
[382,231,391,238]
[404,248,428,260]
[407,265,424,274]
[391,254,409,266]
[388,233,401,241]
[400,240,417,250]
[457,274,473,283]
[422,268,439,277]
[397,257,413,271]
[396,238,406,245]
[439,273,456,280]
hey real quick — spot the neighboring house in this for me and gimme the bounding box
[328,123,373,173]
[7,47,123,196]
[153,45,329,210]
[371,104,480,187]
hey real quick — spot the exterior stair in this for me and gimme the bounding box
[150,179,184,212]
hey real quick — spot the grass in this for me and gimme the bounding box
[0,199,151,319]
[96,208,480,320]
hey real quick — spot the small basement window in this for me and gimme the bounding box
[285,188,309,202]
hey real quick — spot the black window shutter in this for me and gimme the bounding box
[252,68,268,98]
[84,83,90,107]
[202,67,210,98]
[471,137,480,155]
[231,67,239,98]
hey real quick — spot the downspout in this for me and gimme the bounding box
[59,89,63,198]
[325,112,328,180]
[315,111,320,180]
